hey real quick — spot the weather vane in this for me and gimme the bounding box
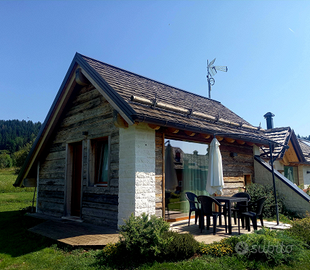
[206,58,228,99]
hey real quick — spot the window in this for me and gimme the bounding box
[165,139,209,219]
[89,137,110,187]
[284,166,298,185]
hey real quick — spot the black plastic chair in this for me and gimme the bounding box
[231,192,251,225]
[239,197,266,234]
[198,195,227,235]
[185,192,200,226]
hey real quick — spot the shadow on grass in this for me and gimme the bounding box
[0,209,56,257]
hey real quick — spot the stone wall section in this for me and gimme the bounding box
[118,123,156,226]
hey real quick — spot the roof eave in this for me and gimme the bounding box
[133,115,272,146]
[75,53,136,125]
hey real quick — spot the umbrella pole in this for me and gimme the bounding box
[269,142,279,225]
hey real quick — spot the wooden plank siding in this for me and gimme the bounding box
[37,85,120,228]
[220,142,254,195]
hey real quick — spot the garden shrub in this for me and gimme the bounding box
[118,213,171,263]
[161,231,199,261]
[199,238,234,257]
[246,183,284,218]
[287,215,310,245]
[226,227,306,266]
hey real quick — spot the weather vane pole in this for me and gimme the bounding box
[207,58,228,99]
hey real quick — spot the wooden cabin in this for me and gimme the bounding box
[14,53,273,228]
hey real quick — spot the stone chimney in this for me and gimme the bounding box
[264,112,275,129]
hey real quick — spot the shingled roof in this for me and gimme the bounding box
[298,139,310,163]
[79,54,270,143]
[263,127,291,159]
[262,127,305,162]
[14,53,274,187]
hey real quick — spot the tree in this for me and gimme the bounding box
[0,120,41,153]
[12,140,34,168]
[0,152,13,169]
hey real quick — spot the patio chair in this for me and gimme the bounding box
[239,197,266,234]
[198,195,227,235]
[231,192,251,226]
[185,192,200,226]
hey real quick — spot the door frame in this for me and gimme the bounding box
[64,141,83,217]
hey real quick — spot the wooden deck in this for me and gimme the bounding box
[28,214,119,248]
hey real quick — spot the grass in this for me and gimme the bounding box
[0,167,34,193]
[1,168,310,269]
[0,168,102,270]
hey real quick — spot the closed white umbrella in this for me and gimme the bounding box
[206,138,224,195]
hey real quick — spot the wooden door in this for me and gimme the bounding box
[71,142,82,216]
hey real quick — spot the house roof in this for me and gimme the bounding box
[262,127,306,163]
[298,139,310,163]
[80,54,273,142]
[14,52,274,187]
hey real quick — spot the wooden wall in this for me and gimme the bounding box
[220,142,254,195]
[37,85,119,228]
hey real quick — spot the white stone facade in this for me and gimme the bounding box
[118,123,156,227]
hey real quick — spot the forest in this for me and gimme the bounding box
[0,120,41,170]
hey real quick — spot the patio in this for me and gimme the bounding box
[170,217,291,244]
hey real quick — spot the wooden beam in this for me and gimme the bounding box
[236,140,245,145]
[200,133,211,139]
[184,131,196,137]
[246,142,254,146]
[225,137,235,143]
[148,124,161,130]
[216,136,223,141]
[113,113,129,128]
[167,127,179,134]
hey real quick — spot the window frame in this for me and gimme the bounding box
[88,136,111,187]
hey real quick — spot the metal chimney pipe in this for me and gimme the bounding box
[264,112,275,129]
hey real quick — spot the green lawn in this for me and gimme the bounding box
[1,168,310,269]
[0,169,102,270]
[0,168,34,193]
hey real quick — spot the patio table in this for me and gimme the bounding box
[213,196,248,234]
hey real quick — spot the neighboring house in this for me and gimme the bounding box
[14,53,275,228]
[261,113,307,186]
[254,113,310,215]
[298,138,310,188]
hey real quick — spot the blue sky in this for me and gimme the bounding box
[1,0,310,136]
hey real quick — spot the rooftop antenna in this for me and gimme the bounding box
[207,58,228,99]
